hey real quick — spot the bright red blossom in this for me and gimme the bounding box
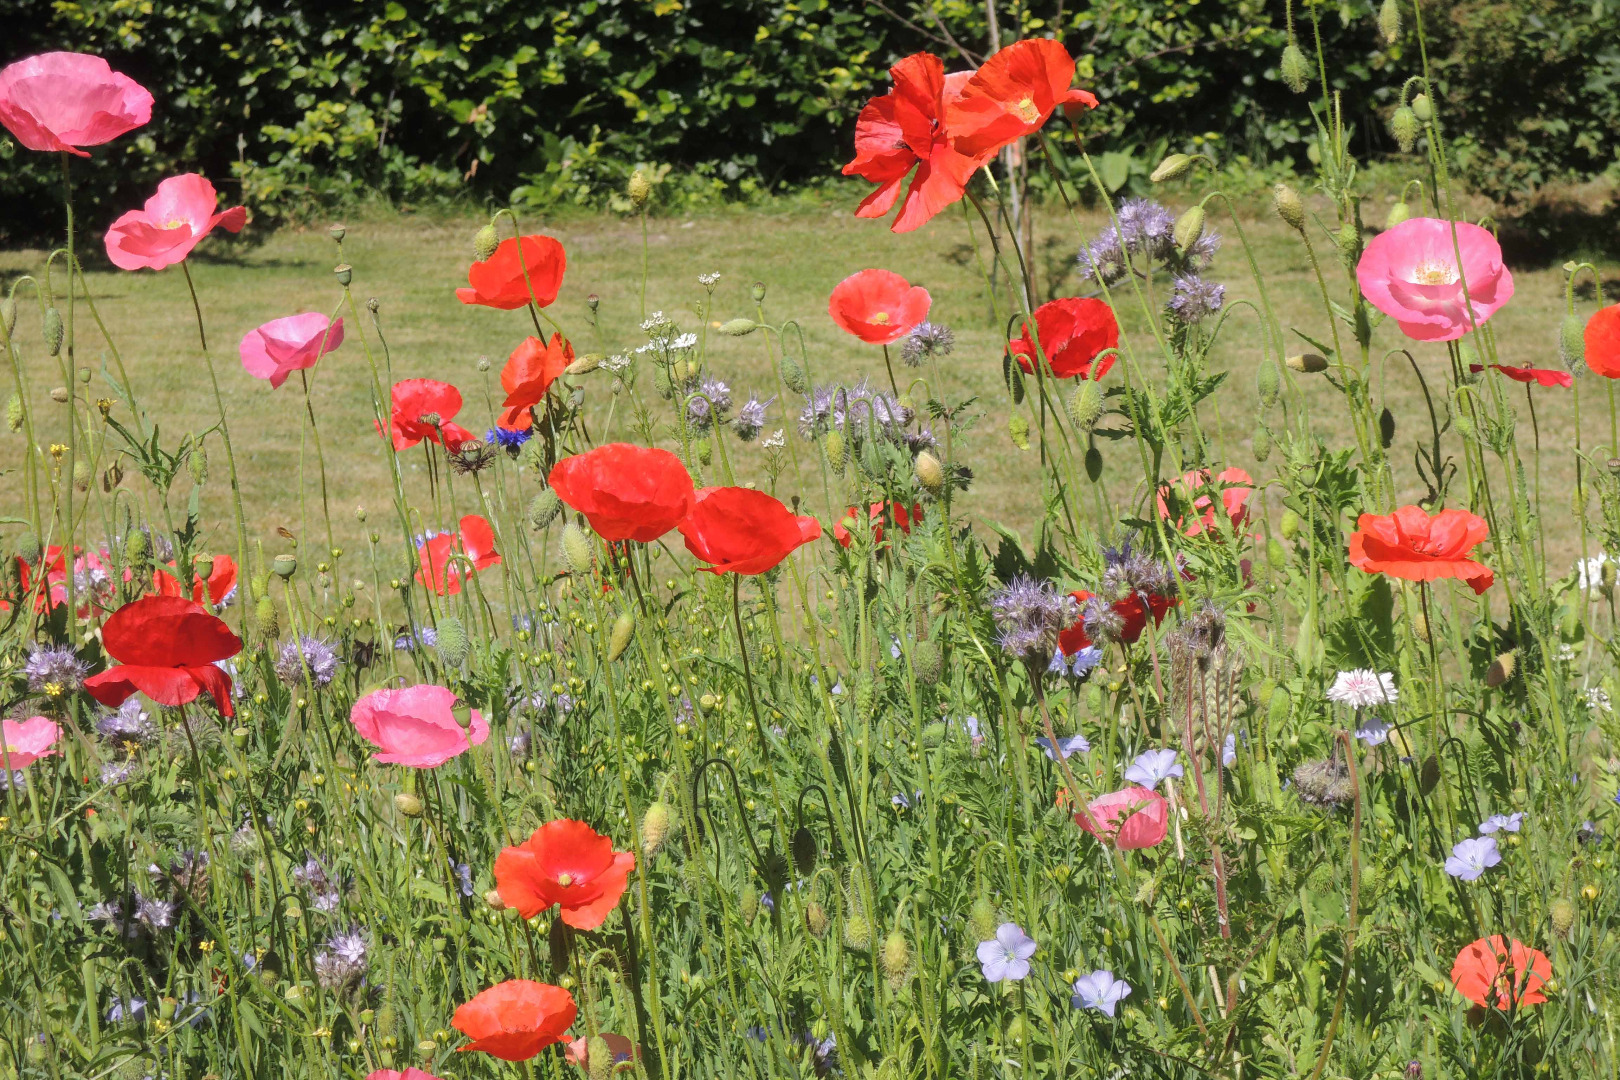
[154,554,237,607]
[84,595,242,716]
[1584,304,1620,378]
[828,269,932,345]
[495,819,636,930]
[416,515,501,596]
[1008,297,1119,380]
[678,487,821,575]
[1467,362,1572,388]
[0,52,153,156]
[1057,587,1176,654]
[386,379,475,451]
[548,444,694,543]
[499,334,573,431]
[833,501,921,548]
[1157,467,1253,537]
[1348,504,1493,595]
[946,39,1097,158]
[453,980,577,1061]
[1451,936,1551,1011]
[457,235,567,310]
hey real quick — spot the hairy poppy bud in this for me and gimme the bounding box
[120,527,147,567]
[1335,220,1361,269]
[562,522,596,577]
[0,297,14,336]
[436,615,469,668]
[779,355,808,394]
[1550,897,1575,937]
[1280,43,1311,93]
[1484,650,1516,688]
[527,490,562,531]
[43,307,63,356]
[718,318,758,336]
[188,444,208,488]
[1376,407,1395,449]
[1378,0,1401,43]
[969,896,999,944]
[1267,537,1288,569]
[1561,314,1586,373]
[394,792,423,817]
[882,930,911,987]
[823,429,846,474]
[740,886,760,927]
[49,386,69,403]
[1150,153,1195,183]
[588,1036,614,1080]
[750,281,767,303]
[1390,106,1420,153]
[71,459,90,492]
[1279,509,1302,539]
[1386,198,1411,229]
[914,449,944,495]
[791,826,818,876]
[805,900,830,937]
[627,170,653,208]
[1066,380,1105,432]
[641,802,674,858]
[607,610,636,662]
[1008,413,1030,451]
[1411,93,1433,122]
[1286,352,1328,374]
[254,595,279,639]
[272,554,297,579]
[4,393,21,432]
[912,638,942,686]
[842,912,872,950]
[1255,359,1282,409]
[1173,204,1206,251]
[473,222,499,262]
[1273,183,1305,231]
[1252,424,1273,462]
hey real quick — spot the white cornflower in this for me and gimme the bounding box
[1575,553,1608,592]
[1585,687,1611,713]
[1326,669,1397,709]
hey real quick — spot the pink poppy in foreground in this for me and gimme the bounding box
[1074,786,1168,850]
[103,173,246,271]
[1467,363,1572,389]
[240,313,343,389]
[0,52,153,156]
[1356,217,1514,342]
[366,1071,446,1080]
[1,716,61,769]
[829,269,931,345]
[1156,466,1253,537]
[350,684,488,768]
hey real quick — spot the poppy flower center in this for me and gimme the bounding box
[162,219,187,231]
[870,312,890,325]
[1015,96,1040,124]
[556,872,574,887]
[1410,260,1457,286]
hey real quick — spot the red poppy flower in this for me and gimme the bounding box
[154,554,238,607]
[1057,587,1176,654]
[842,52,994,234]
[1156,467,1253,537]
[1451,935,1551,1010]
[678,486,821,575]
[457,235,567,310]
[1074,785,1168,850]
[1348,504,1493,594]
[828,269,932,345]
[499,334,573,431]
[84,595,242,716]
[495,819,636,928]
[1008,298,1119,380]
[1467,363,1572,388]
[548,444,694,543]
[946,39,1098,158]
[1587,304,1620,377]
[833,501,921,548]
[386,379,475,451]
[453,979,577,1061]
[416,515,501,596]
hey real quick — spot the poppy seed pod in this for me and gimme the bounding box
[1280,43,1311,93]
[751,281,767,303]
[882,930,911,986]
[1411,93,1433,121]
[43,307,63,356]
[1066,380,1105,432]
[193,554,214,583]
[473,222,499,262]
[1273,183,1305,231]
[641,802,673,858]
[586,293,600,313]
[1378,0,1401,44]
[334,264,353,286]
[272,554,297,579]
[914,449,944,495]
[527,490,563,531]
[394,792,424,817]
[1173,204,1206,251]
[1286,353,1328,373]
[1390,106,1420,153]
[627,170,652,208]
[436,616,470,668]
[1560,314,1586,373]
[562,522,596,578]
[1150,153,1195,183]
[607,610,636,662]
[718,318,758,336]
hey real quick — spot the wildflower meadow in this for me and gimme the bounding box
[2,16,1620,1080]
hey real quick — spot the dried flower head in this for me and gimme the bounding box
[1292,757,1355,807]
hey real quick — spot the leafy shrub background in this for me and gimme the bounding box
[1,0,1616,244]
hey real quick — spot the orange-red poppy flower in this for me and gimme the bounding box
[678,486,821,575]
[548,444,694,543]
[453,979,577,1061]
[1156,467,1253,537]
[1348,505,1493,594]
[1467,363,1572,388]
[1451,935,1551,1010]
[946,39,1098,158]
[154,554,237,607]
[1585,304,1620,377]
[84,595,242,716]
[842,52,993,233]
[1057,587,1177,654]
[1074,786,1168,850]
[386,380,475,451]
[416,515,501,596]
[1008,297,1119,380]
[828,269,932,345]
[499,334,573,431]
[833,501,921,548]
[494,819,635,929]
[457,235,567,310]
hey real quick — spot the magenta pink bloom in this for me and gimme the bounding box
[1,715,61,769]
[1074,786,1169,850]
[1356,217,1514,342]
[239,313,344,389]
[350,684,488,768]
[104,173,247,271]
[0,52,153,156]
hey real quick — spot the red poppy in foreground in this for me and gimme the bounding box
[1584,304,1620,378]
[457,235,567,310]
[386,379,475,451]
[1348,505,1493,594]
[417,515,501,596]
[1451,935,1551,1010]
[498,333,573,431]
[1008,298,1119,380]
[0,52,153,156]
[1156,467,1253,537]
[1057,587,1176,654]
[548,444,694,543]
[495,819,636,929]
[1074,786,1168,850]
[842,52,993,233]
[104,173,247,271]
[829,269,932,345]
[946,39,1098,158]
[240,312,343,390]
[1467,363,1572,388]
[154,554,238,608]
[84,595,242,716]
[833,501,921,548]
[453,979,577,1061]
[678,486,821,575]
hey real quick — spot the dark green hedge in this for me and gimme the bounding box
[1,0,1615,244]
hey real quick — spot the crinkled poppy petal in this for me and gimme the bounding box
[560,850,635,930]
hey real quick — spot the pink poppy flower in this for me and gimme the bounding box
[239,313,344,389]
[0,52,153,156]
[349,684,488,768]
[1356,217,1514,342]
[1156,466,1253,537]
[0,716,60,769]
[366,1071,445,1080]
[1074,786,1168,850]
[103,174,247,271]
[564,1033,640,1072]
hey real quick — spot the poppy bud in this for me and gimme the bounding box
[1008,414,1030,451]
[779,355,808,394]
[805,900,830,937]
[1286,353,1328,373]
[1452,409,1475,441]
[334,264,353,286]
[641,801,674,858]
[740,887,760,927]
[1411,93,1433,122]
[485,889,506,911]
[1603,561,1616,596]
[394,792,424,817]
[1550,897,1575,937]
[1378,0,1401,43]
[1173,204,1206,251]
[969,897,999,944]
[1385,198,1411,229]
[50,386,69,403]
[1560,314,1586,373]
[272,554,297,579]
[562,522,596,578]
[823,429,846,474]
[1335,220,1361,269]
[1280,43,1311,93]
[1066,380,1105,432]
[627,170,653,209]
[1280,509,1301,538]
[72,459,91,491]
[549,917,571,972]
[751,281,767,303]
[1379,407,1396,448]
[1151,153,1195,183]
[694,438,712,466]
[4,393,21,432]
[1252,424,1272,462]
[790,825,818,876]
[1252,360,1281,411]
[882,929,911,986]
[1267,537,1288,569]
[912,449,945,495]
[912,638,942,686]
[1484,650,1516,688]
[473,222,499,262]
[588,1036,614,1080]
[718,318,758,336]
[607,610,636,662]
[565,354,602,377]
[121,528,147,567]
[43,307,63,356]
[842,912,872,949]
[527,490,562,531]
[436,616,469,668]
[1390,106,1420,153]
[188,444,208,488]
[0,297,14,336]
[1273,183,1305,231]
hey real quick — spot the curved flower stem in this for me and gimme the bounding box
[298,370,336,559]
[730,573,789,837]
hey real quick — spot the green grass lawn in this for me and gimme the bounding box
[1,185,1615,570]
